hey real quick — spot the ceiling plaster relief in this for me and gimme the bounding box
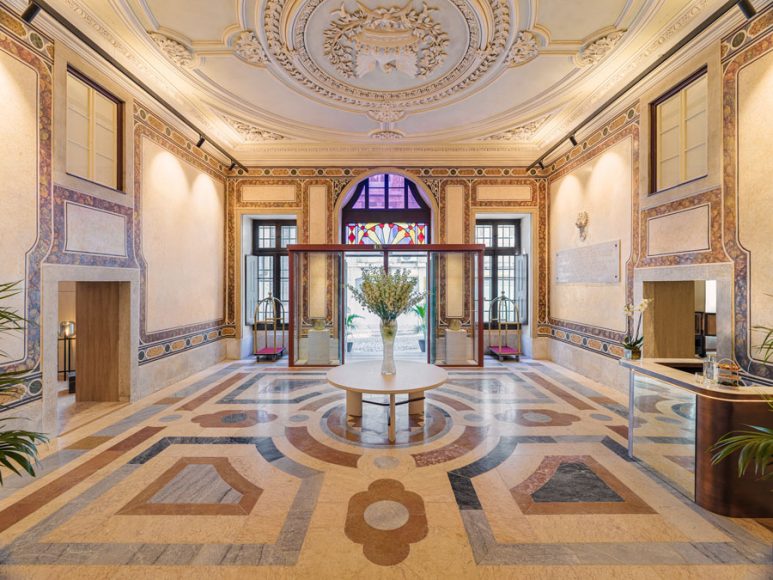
[324,2,449,79]
[222,114,288,142]
[263,0,510,110]
[481,115,548,141]
[574,29,626,67]
[57,0,718,162]
[149,32,195,68]
[233,30,269,66]
[504,30,539,66]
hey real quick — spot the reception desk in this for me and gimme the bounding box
[620,358,773,518]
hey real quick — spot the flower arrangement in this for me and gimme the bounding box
[622,298,652,359]
[348,267,424,322]
[348,267,424,374]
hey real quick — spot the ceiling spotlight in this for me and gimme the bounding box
[569,135,578,147]
[196,135,205,148]
[537,161,545,170]
[229,162,236,171]
[738,0,756,18]
[21,2,41,23]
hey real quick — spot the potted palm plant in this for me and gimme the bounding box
[711,320,773,481]
[412,303,427,352]
[345,312,363,353]
[0,281,48,485]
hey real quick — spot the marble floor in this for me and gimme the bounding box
[0,359,770,579]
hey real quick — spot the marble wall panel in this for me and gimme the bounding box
[646,204,710,257]
[64,201,127,257]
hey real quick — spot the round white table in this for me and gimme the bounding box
[326,361,448,443]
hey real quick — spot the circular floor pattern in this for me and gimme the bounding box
[464,413,484,422]
[289,414,309,423]
[322,402,452,448]
[363,500,410,531]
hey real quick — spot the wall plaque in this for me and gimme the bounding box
[555,240,620,284]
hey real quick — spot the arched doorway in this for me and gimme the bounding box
[341,172,432,245]
[341,172,432,360]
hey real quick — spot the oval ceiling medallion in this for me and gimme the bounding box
[263,0,510,112]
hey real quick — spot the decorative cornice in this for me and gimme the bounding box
[574,30,625,67]
[505,30,539,66]
[149,32,194,68]
[222,114,286,142]
[481,116,548,141]
[234,31,268,66]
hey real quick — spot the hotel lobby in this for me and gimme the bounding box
[0,0,771,577]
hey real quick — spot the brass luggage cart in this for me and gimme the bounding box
[487,292,522,362]
[253,293,286,361]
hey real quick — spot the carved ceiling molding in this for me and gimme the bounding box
[480,116,548,141]
[505,30,539,66]
[234,31,269,66]
[367,107,407,123]
[149,33,195,68]
[263,0,510,110]
[324,2,448,79]
[222,114,287,142]
[574,29,626,67]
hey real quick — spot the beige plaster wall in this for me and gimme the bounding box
[0,49,38,364]
[549,137,633,333]
[737,49,773,361]
[141,137,225,332]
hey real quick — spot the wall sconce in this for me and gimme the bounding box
[59,321,76,338]
[575,211,589,241]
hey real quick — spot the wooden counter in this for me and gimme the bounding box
[620,358,772,518]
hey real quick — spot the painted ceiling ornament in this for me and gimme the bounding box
[149,32,194,68]
[482,116,547,141]
[575,29,626,67]
[575,211,589,241]
[223,115,286,142]
[324,1,449,79]
[505,30,539,66]
[234,31,269,66]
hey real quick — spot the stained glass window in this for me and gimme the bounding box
[346,223,427,245]
[342,172,431,244]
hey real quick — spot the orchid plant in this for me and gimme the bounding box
[622,298,652,352]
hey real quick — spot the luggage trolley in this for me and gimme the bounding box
[487,292,522,362]
[253,293,286,361]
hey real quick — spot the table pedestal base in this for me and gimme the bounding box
[345,391,425,443]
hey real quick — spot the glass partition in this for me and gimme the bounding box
[289,250,344,366]
[288,245,483,367]
[630,371,696,499]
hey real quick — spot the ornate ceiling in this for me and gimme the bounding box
[39,0,729,164]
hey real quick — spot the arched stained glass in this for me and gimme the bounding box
[342,173,431,244]
[346,222,428,245]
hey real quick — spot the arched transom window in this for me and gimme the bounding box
[342,173,431,244]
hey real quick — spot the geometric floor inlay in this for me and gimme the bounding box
[1,361,770,574]
[511,455,655,515]
[118,457,262,515]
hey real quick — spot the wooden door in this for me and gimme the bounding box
[75,282,121,402]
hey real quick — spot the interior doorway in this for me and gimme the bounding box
[56,281,131,434]
[344,252,428,362]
